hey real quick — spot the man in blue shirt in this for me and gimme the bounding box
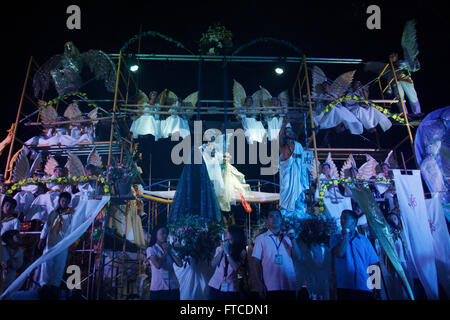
[331,210,380,300]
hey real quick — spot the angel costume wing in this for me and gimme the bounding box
[87,147,103,168]
[278,90,289,107]
[40,105,58,124]
[88,108,98,125]
[65,152,86,177]
[383,150,398,169]
[156,89,168,106]
[357,154,378,179]
[340,154,357,179]
[325,152,339,179]
[166,90,179,105]
[80,49,117,93]
[28,152,43,177]
[183,91,198,119]
[311,66,327,98]
[44,156,59,177]
[12,150,30,182]
[64,102,82,120]
[32,54,65,98]
[311,157,321,180]
[136,89,150,105]
[233,80,247,108]
[256,86,272,107]
[330,70,356,98]
[401,20,419,62]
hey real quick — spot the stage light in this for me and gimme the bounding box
[275,67,284,75]
[128,54,139,72]
[274,58,287,76]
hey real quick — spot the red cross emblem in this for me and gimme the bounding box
[408,194,417,208]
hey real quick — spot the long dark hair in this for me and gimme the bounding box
[149,225,168,247]
[227,225,246,262]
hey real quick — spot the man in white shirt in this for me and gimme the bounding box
[252,209,301,300]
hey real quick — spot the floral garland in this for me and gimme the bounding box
[320,95,407,125]
[168,215,224,263]
[120,30,192,54]
[199,23,233,55]
[7,176,108,195]
[318,177,394,214]
[40,91,98,112]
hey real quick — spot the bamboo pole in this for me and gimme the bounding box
[108,52,123,167]
[4,56,33,180]
[389,57,418,168]
[303,56,321,189]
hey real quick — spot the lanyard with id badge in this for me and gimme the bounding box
[270,234,284,265]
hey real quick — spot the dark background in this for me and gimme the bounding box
[1,0,449,184]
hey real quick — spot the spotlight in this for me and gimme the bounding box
[274,58,287,76]
[128,55,139,72]
[275,67,284,75]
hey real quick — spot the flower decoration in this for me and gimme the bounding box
[317,177,394,214]
[320,95,407,125]
[199,23,233,55]
[6,176,103,195]
[168,215,224,262]
[40,91,98,111]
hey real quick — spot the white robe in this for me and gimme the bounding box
[240,115,266,144]
[39,209,74,287]
[13,189,35,219]
[346,101,392,132]
[130,104,162,140]
[279,141,307,216]
[265,116,283,141]
[160,104,190,139]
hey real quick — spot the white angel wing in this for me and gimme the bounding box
[357,154,378,180]
[88,108,98,125]
[312,66,327,98]
[44,156,59,177]
[311,157,321,180]
[136,89,150,105]
[64,102,82,120]
[28,152,43,177]
[331,70,356,98]
[183,91,198,107]
[65,152,86,177]
[40,105,58,123]
[401,19,419,62]
[383,150,398,169]
[278,90,289,107]
[340,154,357,179]
[87,147,103,168]
[325,152,339,179]
[233,79,246,108]
[12,150,30,182]
[257,86,272,107]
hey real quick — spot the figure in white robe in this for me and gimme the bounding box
[279,119,309,218]
[161,100,190,139]
[346,81,392,132]
[264,96,287,142]
[1,230,24,290]
[200,132,251,212]
[239,96,266,144]
[38,194,74,287]
[130,91,162,140]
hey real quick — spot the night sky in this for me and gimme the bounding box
[1,0,449,181]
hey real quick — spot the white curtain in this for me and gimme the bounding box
[1,196,110,300]
[393,170,439,299]
[425,194,450,297]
